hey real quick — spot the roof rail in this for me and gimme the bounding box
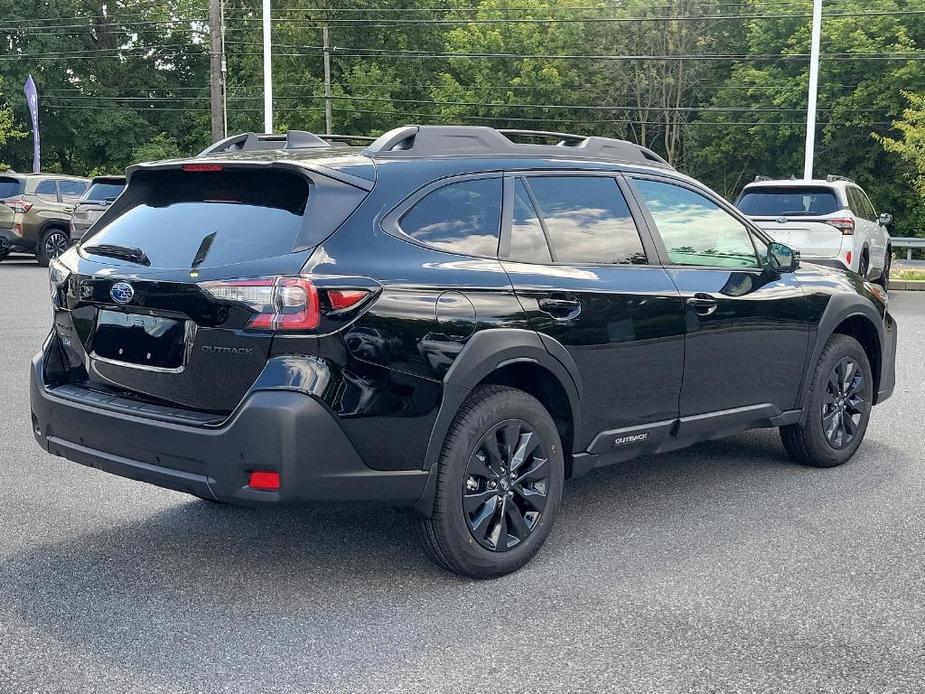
[753,175,774,182]
[198,130,373,156]
[362,125,673,169]
[826,174,855,184]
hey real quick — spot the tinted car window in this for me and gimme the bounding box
[84,170,311,269]
[85,182,125,202]
[0,177,23,199]
[853,188,876,220]
[59,180,88,199]
[737,187,840,216]
[526,176,646,265]
[635,178,760,268]
[399,178,502,256]
[508,179,551,263]
[35,180,58,200]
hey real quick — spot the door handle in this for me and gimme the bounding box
[538,294,581,320]
[686,293,718,316]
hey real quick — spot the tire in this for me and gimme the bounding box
[780,334,873,468]
[417,385,565,579]
[36,227,70,267]
[858,252,869,281]
[0,249,10,262]
[874,248,891,289]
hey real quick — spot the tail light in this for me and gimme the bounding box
[2,197,33,214]
[826,217,855,235]
[198,276,371,332]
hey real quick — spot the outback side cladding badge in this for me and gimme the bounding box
[614,432,649,447]
[109,281,135,305]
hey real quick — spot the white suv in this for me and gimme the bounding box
[735,176,892,286]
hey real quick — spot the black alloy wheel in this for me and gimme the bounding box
[462,419,550,552]
[821,356,866,450]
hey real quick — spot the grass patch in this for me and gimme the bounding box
[890,268,925,281]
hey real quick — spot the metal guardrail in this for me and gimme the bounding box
[892,237,925,260]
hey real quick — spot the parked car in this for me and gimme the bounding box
[69,175,126,243]
[31,127,896,578]
[735,176,892,286]
[0,172,89,265]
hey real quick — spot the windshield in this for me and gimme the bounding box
[737,187,840,217]
[0,177,23,199]
[84,182,125,202]
[83,169,310,269]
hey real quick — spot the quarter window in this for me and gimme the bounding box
[634,178,760,268]
[399,178,502,256]
[525,176,647,265]
[508,179,552,263]
[59,180,88,199]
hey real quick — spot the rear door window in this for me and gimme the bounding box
[736,187,840,217]
[525,176,647,265]
[508,179,552,263]
[84,169,312,269]
[0,177,23,199]
[398,177,502,256]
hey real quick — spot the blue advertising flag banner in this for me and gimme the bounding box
[23,75,40,173]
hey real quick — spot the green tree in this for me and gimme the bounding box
[0,77,27,170]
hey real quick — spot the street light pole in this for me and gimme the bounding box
[803,0,823,179]
[262,0,273,133]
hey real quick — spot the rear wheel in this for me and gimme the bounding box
[417,385,564,578]
[780,334,873,468]
[36,227,70,267]
[858,252,869,281]
[0,248,10,262]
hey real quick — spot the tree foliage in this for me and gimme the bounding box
[3,0,925,233]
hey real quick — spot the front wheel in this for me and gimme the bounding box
[874,248,891,289]
[780,334,873,468]
[418,385,565,578]
[36,227,70,267]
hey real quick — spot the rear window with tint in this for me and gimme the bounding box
[84,170,310,269]
[0,177,23,199]
[85,182,125,202]
[736,187,840,217]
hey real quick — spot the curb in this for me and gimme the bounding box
[889,280,925,291]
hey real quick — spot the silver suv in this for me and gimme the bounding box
[735,176,892,286]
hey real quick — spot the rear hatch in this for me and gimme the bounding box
[51,163,369,413]
[71,178,126,239]
[736,185,847,259]
[0,176,24,231]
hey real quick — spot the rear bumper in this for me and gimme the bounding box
[30,351,431,507]
[0,227,33,252]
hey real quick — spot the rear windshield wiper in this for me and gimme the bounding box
[83,243,151,266]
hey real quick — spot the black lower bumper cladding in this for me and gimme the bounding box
[30,349,431,507]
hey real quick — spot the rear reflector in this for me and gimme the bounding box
[182,163,224,172]
[248,471,280,491]
[845,251,853,266]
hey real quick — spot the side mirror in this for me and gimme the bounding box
[768,241,800,273]
[879,212,893,226]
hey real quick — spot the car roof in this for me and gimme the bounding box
[742,178,857,190]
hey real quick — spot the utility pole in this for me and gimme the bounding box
[221,0,227,138]
[803,0,823,179]
[263,0,273,133]
[208,0,225,142]
[323,25,333,135]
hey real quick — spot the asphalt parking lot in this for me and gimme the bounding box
[1,257,923,694]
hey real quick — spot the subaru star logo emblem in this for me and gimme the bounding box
[776,216,789,224]
[110,281,135,305]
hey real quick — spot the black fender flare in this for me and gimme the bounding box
[421,328,583,473]
[797,293,885,421]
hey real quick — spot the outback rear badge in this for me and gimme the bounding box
[110,281,135,305]
[201,345,255,356]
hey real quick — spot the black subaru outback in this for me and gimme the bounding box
[31,126,897,578]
